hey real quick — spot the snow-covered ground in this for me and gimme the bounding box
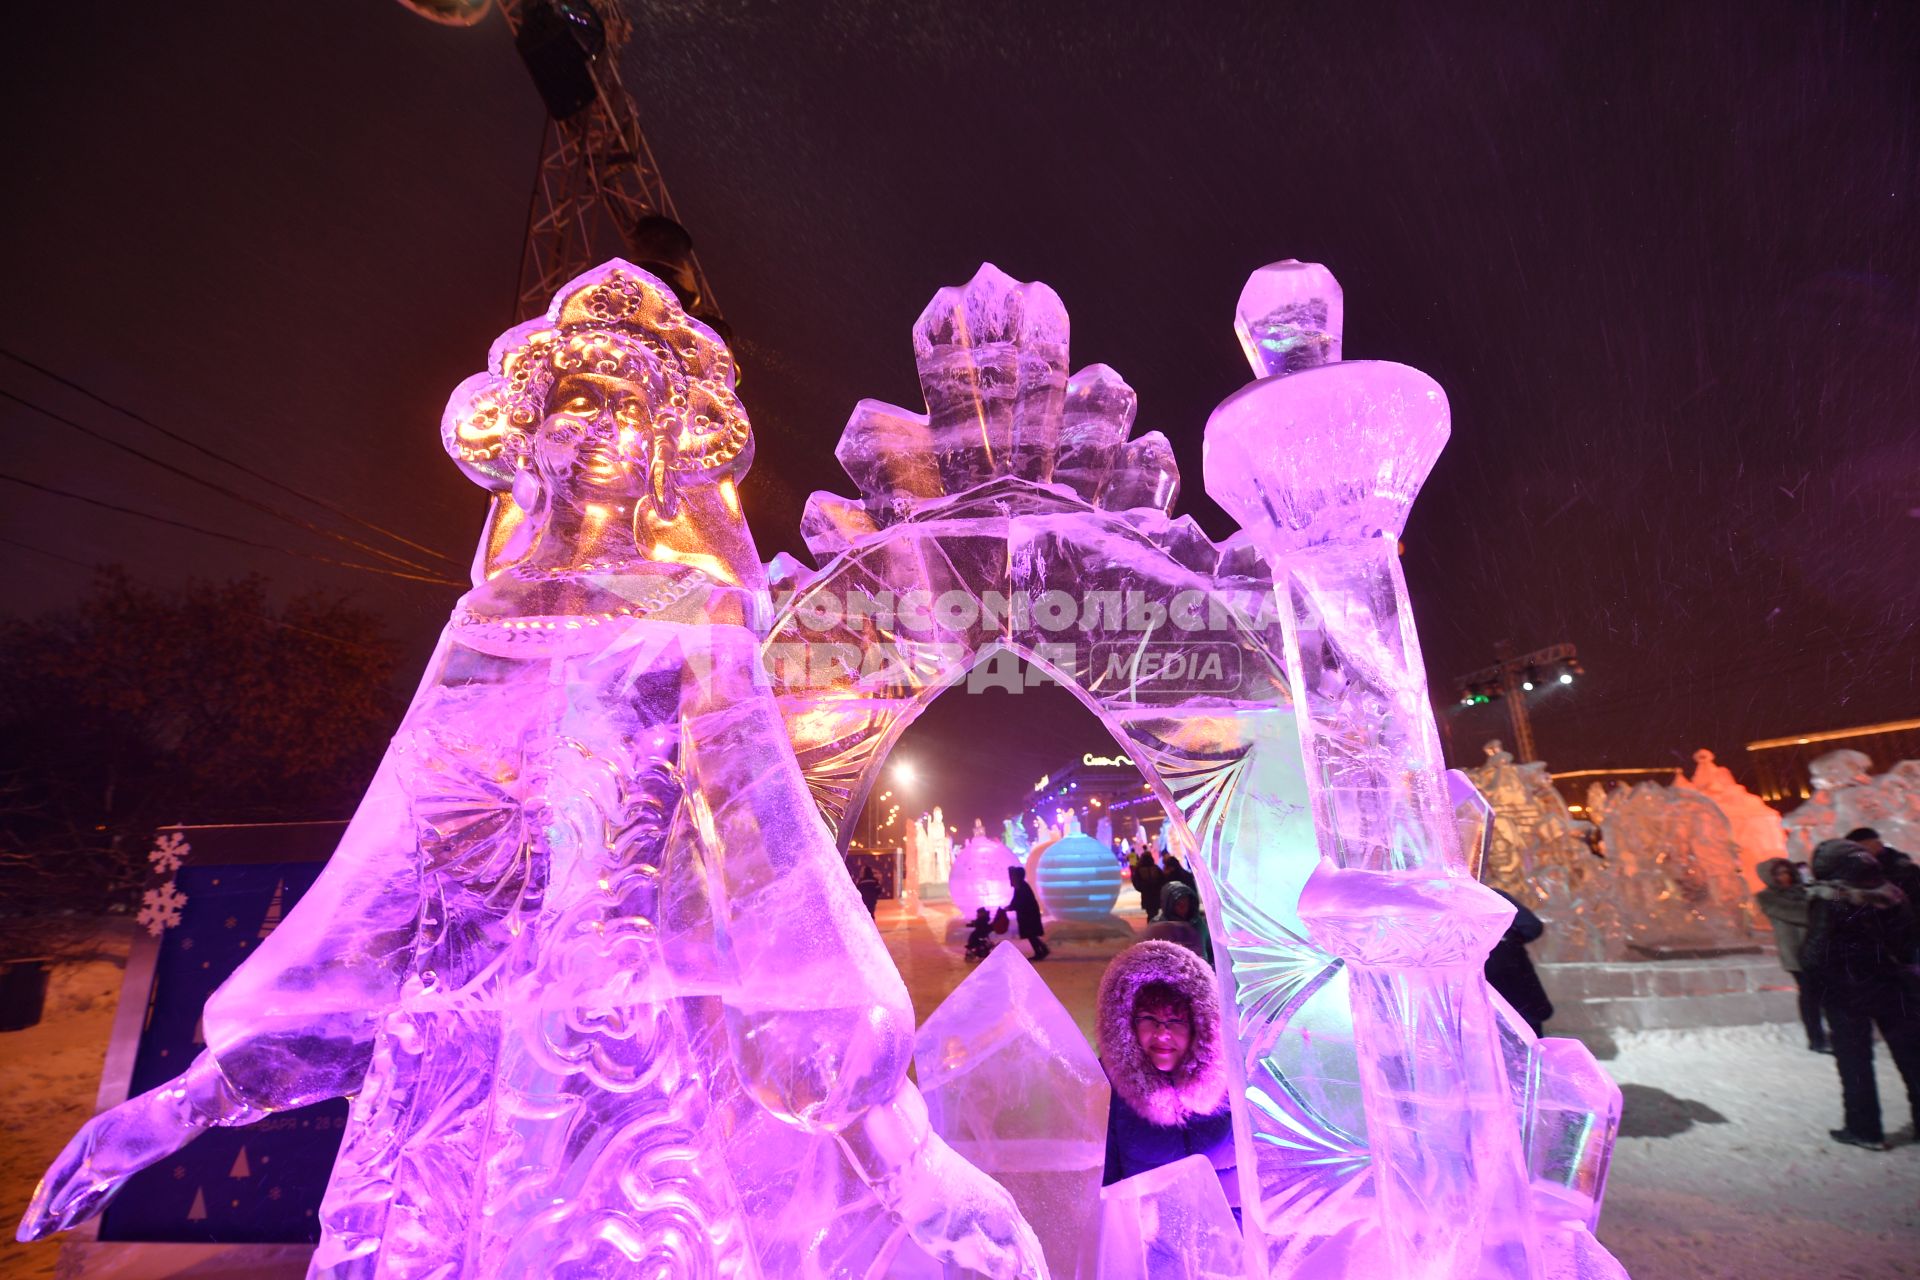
[2,917,1916,1278]
[1595,1022,1920,1279]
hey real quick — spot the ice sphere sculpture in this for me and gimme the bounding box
[950,822,1021,918]
[17,261,1046,1280]
[1094,1154,1247,1280]
[1032,814,1124,921]
[914,943,1109,1280]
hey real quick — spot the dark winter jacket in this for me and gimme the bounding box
[1160,854,1197,894]
[1877,846,1920,923]
[1754,858,1811,973]
[1097,940,1237,1207]
[1483,889,1552,1035]
[1129,855,1167,920]
[1144,881,1214,965]
[1007,866,1044,939]
[1803,839,1919,1007]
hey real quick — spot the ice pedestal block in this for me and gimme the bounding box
[914,943,1108,1280]
[1094,1154,1247,1280]
[1524,1038,1621,1232]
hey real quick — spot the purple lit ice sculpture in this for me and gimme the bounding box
[1206,262,1624,1278]
[17,261,1046,1279]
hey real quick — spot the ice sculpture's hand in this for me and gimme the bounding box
[841,1081,1048,1279]
[17,1093,199,1239]
[894,1133,1049,1279]
[18,1051,263,1242]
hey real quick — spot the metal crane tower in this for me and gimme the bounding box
[397,0,721,327]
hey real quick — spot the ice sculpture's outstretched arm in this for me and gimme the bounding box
[19,750,423,1241]
[678,623,1046,1279]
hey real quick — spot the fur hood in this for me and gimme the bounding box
[1097,940,1229,1126]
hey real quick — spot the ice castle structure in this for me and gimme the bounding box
[23,255,1630,1279]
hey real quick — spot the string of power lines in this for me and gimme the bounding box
[1,349,469,589]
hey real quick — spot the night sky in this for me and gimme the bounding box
[4,1,1916,832]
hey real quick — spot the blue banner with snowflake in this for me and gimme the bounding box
[99,826,351,1244]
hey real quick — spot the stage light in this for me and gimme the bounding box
[1559,672,1574,685]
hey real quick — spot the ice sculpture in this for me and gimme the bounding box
[752,258,1625,1278]
[1675,749,1786,894]
[1031,813,1125,922]
[950,819,1021,918]
[1465,740,1596,907]
[909,806,956,894]
[1782,749,1920,858]
[912,944,1108,1280]
[18,262,1046,1279]
[1003,817,1033,856]
[1596,781,1754,954]
[1207,261,1625,1277]
[1094,1155,1248,1280]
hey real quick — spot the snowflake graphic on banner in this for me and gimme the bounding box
[148,830,190,876]
[138,881,188,935]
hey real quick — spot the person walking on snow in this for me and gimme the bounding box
[1007,865,1049,961]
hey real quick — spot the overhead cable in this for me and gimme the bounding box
[0,348,466,569]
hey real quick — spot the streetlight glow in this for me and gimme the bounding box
[893,761,916,785]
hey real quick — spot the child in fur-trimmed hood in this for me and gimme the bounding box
[1096,940,1239,1210]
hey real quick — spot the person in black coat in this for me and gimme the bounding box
[1159,851,1197,895]
[854,864,883,918]
[1803,838,1920,1151]
[1484,888,1554,1037]
[1097,940,1238,1218]
[1129,850,1167,921]
[1848,827,1920,951]
[1006,865,1049,961]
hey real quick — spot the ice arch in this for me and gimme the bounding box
[759,265,1368,1272]
[759,263,1624,1278]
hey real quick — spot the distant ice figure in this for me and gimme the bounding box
[1676,748,1786,895]
[1783,749,1920,858]
[17,261,1044,1280]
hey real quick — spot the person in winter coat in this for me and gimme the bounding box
[1848,828,1920,947]
[1483,889,1553,1037]
[1007,865,1050,961]
[1160,851,1197,895]
[1097,940,1238,1217]
[1802,838,1920,1151]
[854,864,883,918]
[1756,857,1829,1052]
[1145,881,1214,966]
[1129,851,1167,921]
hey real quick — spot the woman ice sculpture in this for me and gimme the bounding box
[19,261,1044,1279]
